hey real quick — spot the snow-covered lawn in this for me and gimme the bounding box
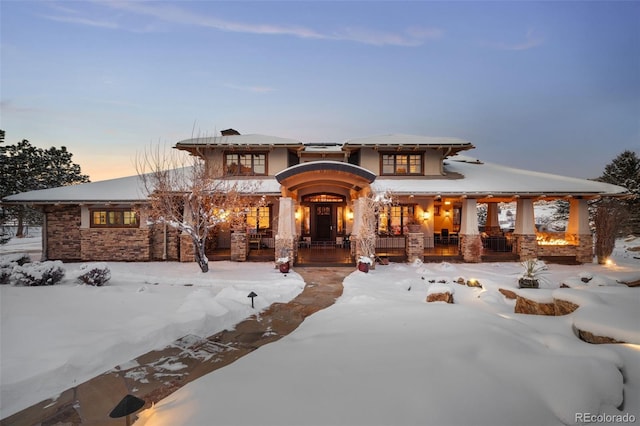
[0,238,305,418]
[1,236,639,425]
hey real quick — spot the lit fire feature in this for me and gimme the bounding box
[536,232,576,246]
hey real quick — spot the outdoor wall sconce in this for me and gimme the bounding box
[295,210,301,220]
[445,210,450,217]
[347,210,354,220]
[422,211,429,221]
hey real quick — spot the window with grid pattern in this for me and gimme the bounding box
[225,153,267,175]
[247,206,271,230]
[381,154,422,175]
[91,209,139,228]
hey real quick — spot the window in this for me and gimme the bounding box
[225,152,267,175]
[247,206,271,231]
[378,205,415,235]
[91,209,139,228]
[381,153,422,175]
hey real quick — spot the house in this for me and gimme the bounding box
[2,131,629,265]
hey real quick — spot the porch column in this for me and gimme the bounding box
[567,198,593,263]
[406,233,424,263]
[485,203,501,236]
[275,197,297,264]
[352,196,375,261]
[459,198,482,263]
[179,201,195,262]
[230,231,248,262]
[514,198,537,260]
[351,197,362,258]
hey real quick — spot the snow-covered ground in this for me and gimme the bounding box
[0,236,305,418]
[1,235,639,425]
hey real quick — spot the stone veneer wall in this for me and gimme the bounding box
[460,234,482,263]
[576,234,594,263]
[80,228,151,261]
[180,234,195,262]
[230,232,247,262]
[536,234,593,264]
[537,244,578,257]
[150,224,180,261]
[45,205,82,261]
[514,234,537,260]
[405,233,424,263]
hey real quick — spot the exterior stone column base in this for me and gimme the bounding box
[515,234,537,260]
[179,234,195,263]
[353,237,375,268]
[275,236,296,265]
[460,234,482,263]
[405,232,424,263]
[576,234,594,264]
[230,232,247,262]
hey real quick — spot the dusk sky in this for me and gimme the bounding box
[1,1,639,182]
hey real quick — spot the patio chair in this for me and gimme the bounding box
[441,228,449,244]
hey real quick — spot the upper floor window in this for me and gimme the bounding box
[225,152,267,176]
[91,209,139,228]
[381,153,422,175]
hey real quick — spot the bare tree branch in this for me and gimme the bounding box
[136,141,261,272]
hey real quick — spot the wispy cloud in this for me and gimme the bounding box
[42,14,119,29]
[44,0,442,47]
[482,29,544,51]
[224,83,276,94]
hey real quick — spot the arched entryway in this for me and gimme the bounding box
[275,161,376,265]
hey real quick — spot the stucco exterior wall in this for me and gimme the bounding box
[359,148,379,173]
[269,147,290,175]
[424,149,444,175]
[205,151,225,177]
[44,205,82,261]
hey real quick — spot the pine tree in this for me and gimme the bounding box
[1,133,90,238]
[597,150,640,234]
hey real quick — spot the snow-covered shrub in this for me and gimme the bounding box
[11,261,65,286]
[0,254,32,285]
[77,262,111,286]
[0,253,31,267]
[0,267,13,285]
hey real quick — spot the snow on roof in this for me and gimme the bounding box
[2,175,151,203]
[3,155,628,204]
[343,134,474,147]
[176,134,304,147]
[372,155,629,196]
[2,172,282,204]
[302,144,344,153]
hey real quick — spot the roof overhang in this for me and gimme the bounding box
[343,134,475,157]
[175,134,304,156]
[275,161,376,193]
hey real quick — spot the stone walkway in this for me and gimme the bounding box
[1,267,350,426]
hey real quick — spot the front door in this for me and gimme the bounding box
[314,204,332,241]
